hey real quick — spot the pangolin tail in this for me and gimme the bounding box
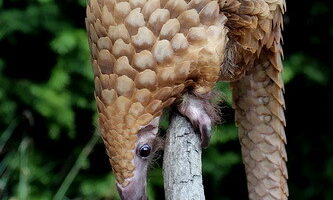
[232,49,288,199]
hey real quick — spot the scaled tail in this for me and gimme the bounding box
[232,49,288,199]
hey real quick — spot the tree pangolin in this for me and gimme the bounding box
[85,0,288,199]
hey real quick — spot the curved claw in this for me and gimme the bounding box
[200,124,211,148]
[178,94,214,148]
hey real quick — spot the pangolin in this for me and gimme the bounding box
[85,0,288,199]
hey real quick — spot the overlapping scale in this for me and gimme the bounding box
[86,0,228,186]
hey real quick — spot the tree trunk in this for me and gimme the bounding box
[163,113,205,200]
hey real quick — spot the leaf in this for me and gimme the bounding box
[283,53,329,85]
[53,134,99,200]
[51,29,78,55]
[0,119,18,153]
[18,138,31,200]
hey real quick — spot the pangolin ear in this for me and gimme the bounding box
[136,116,163,155]
[149,116,161,134]
[138,116,161,136]
[148,116,164,151]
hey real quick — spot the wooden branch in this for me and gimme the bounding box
[163,113,205,200]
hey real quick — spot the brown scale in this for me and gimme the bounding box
[87,0,289,199]
[86,0,228,186]
[219,0,288,199]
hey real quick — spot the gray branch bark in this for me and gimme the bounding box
[163,113,205,200]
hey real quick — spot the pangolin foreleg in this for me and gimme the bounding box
[178,92,221,147]
[232,51,288,199]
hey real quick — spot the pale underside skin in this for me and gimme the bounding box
[86,0,288,199]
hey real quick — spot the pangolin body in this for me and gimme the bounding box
[86,0,228,187]
[86,0,288,199]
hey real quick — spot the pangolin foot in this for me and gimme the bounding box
[178,93,213,148]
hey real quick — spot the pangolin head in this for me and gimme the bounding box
[86,0,228,199]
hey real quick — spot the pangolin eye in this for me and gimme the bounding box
[139,144,151,158]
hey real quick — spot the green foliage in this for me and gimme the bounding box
[0,0,332,199]
[79,174,120,199]
[283,53,329,85]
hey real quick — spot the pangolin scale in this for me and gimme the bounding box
[85,0,288,199]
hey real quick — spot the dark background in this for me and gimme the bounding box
[0,0,332,199]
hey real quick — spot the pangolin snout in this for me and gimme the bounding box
[116,181,147,200]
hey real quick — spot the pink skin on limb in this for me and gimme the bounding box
[178,94,215,148]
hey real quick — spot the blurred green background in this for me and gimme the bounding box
[0,0,332,199]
